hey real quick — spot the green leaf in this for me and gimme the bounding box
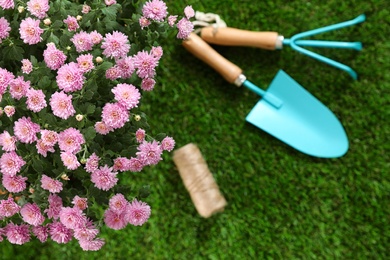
[138,185,151,199]
[82,126,96,142]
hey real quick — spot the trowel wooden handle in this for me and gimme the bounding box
[201,27,279,50]
[182,32,242,84]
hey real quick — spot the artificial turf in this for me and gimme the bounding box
[1,0,389,259]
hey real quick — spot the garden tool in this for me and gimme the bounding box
[182,33,349,158]
[199,14,365,79]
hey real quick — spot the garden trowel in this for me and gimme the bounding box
[182,33,348,158]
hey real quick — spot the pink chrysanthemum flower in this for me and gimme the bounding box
[184,5,195,19]
[74,225,98,242]
[58,127,84,153]
[4,105,15,117]
[135,128,145,143]
[19,17,43,45]
[5,223,31,245]
[90,165,118,191]
[43,43,67,70]
[41,174,63,193]
[76,54,95,73]
[27,0,50,19]
[48,221,73,244]
[89,30,103,45]
[101,102,129,129]
[85,153,100,173]
[9,76,30,100]
[56,62,85,92]
[133,50,158,79]
[0,0,14,10]
[13,116,40,144]
[136,140,163,166]
[79,237,105,251]
[63,15,79,31]
[168,15,178,27]
[26,88,47,112]
[109,194,128,213]
[0,151,26,176]
[0,17,11,43]
[142,0,168,22]
[176,17,194,39]
[104,208,128,230]
[127,157,145,172]
[141,78,156,91]
[116,56,135,79]
[151,46,163,59]
[40,129,58,146]
[111,83,141,110]
[113,157,130,172]
[45,194,63,219]
[20,202,45,226]
[36,139,55,157]
[105,0,116,5]
[21,59,33,74]
[49,91,76,119]
[2,174,27,193]
[59,207,87,230]
[60,151,81,170]
[71,31,93,52]
[72,196,88,211]
[94,121,113,135]
[0,130,17,152]
[139,17,150,29]
[82,4,91,14]
[0,67,15,95]
[101,31,130,59]
[32,225,49,242]
[126,199,151,226]
[105,66,121,80]
[0,197,20,218]
[161,136,175,151]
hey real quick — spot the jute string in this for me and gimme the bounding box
[173,143,227,218]
[192,11,227,34]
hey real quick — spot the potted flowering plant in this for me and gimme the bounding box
[0,0,194,251]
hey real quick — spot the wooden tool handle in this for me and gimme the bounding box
[201,27,279,50]
[182,32,242,84]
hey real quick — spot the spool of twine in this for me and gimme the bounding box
[173,143,227,218]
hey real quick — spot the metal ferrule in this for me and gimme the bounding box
[275,35,284,49]
[234,74,246,87]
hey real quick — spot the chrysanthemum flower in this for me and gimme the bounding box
[32,225,49,242]
[19,17,43,45]
[116,56,135,79]
[60,151,81,170]
[63,15,79,31]
[89,30,103,45]
[85,153,100,173]
[142,0,168,22]
[141,78,156,91]
[1,174,27,193]
[21,59,33,74]
[0,0,14,10]
[90,165,118,191]
[126,199,151,226]
[94,121,113,135]
[5,223,31,245]
[127,157,145,172]
[105,66,121,80]
[74,225,98,242]
[45,194,63,220]
[40,129,58,146]
[113,157,130,172]
[48,221,73,244]
[133,50,158,79]
[71,31,93,52]
[136,140,163,166]
[78,237,105,251]
[104,208,128,230]
[20,202,45,226]
[101,31,130,59]
[101,102,129,129]
[168,15,178,27]
[135,128,145,143]
[72,196,88,211]
[108,194,128,213]
[0,130,17,152]
[184,5,195,19]
[76,54,94,73]
[36,139,56,157]
[151,46,163,59]
[26,88,47,112]
[0,17,11,43]
[0,197,20,218]
[13,116,40,144]
[58,127,84,153]
[4,105,15,117]
[139,17,150,29]
[49,91,76,119]
[59,207,87,230]
[104,0,116,6]
[81,4,91,14]
[41,174,63,193]
[111,83,140,110]
[0,151,26,176]
[176,17,194,39]
[43,43,67,70]
[27,0,50,19]
[9,76,30,100]
[161,136,175,152]
[0,67,15,95]
[56,62,85,92]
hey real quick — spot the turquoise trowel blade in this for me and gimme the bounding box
[245,70,348,158]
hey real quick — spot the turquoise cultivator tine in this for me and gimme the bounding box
[290,14,366,79]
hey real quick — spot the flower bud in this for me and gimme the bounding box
[18,6,25,13]
[61,174,70,180]
[29,187,35,194]
[77,15,82,21]
[4,105,15,117]
[80,158,87,164]
[76,114,84,121]
[66,46,71,51]
[95,56,103,63]
[43,18,51,26]
[134,114,141,121]
[0,107,3,116]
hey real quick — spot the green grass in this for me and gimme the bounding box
[1,0,389,259]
